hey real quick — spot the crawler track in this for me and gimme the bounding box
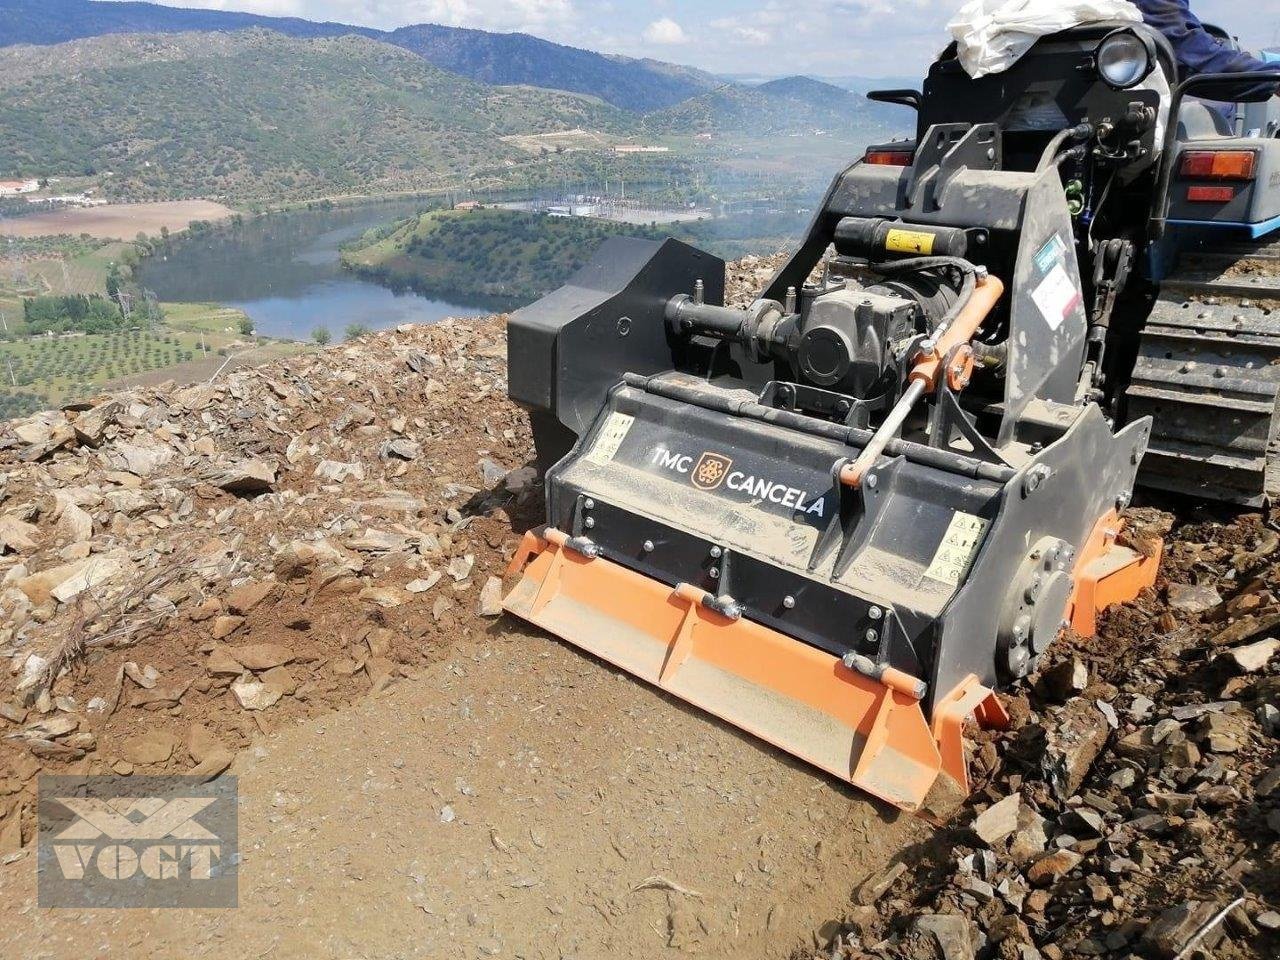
[1126,239,1280,504]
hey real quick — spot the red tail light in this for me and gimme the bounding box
[864,150,914,167]
[1187,185,1236,203]
[1179,150,1257,181]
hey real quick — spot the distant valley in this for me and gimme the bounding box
[0,0,913,416]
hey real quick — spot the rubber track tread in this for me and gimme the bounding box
[1126,238,1280,505]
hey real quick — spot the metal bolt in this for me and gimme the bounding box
[865,629,879,644]
[1023,465,1050,496]
[584,517,595,529]
[642,540,655,553]
[709,546,723,559]
[709,567,720,579]
[868,606,883,620]
[866,474,878,490]
[782,595,796,610]
[584,498,595,510]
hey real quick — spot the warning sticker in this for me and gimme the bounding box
[584,412,634,466]
[1031,264,1084,331]
[885,229,936,256]
[922,512,990,587]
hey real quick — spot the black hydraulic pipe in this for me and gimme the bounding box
[1035,123,1093,174]
[622,373,1016,484]
[870,256,978,337]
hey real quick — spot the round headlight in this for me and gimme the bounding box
[1097,29,1155,89]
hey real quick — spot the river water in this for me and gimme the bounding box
[136,201,491,341]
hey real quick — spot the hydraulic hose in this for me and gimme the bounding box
[1035,123,1094,174]
[840,273,1006,489]
[870,256,979,338]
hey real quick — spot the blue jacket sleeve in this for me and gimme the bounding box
[1134,0,1280,100]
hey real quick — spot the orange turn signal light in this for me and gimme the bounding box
[864,150,914,167]
[1179,150,1257,181]
[1187,185,1236,203]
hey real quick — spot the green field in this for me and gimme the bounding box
[0,327,194,415]
[0,233,300,417]
[0,237,133,336]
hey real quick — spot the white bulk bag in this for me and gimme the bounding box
[947,0,1141,78]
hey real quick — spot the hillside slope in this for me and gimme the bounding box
[0,0,374,43]
[0,0,717,111]
[0,30,630,201]
[644,75,901,140]
[386,23,718,113]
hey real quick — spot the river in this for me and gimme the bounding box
[135,201,491,341]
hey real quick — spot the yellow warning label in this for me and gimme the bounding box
[885,229,936,256]
[922,512,990,586]
[585,412,635,466]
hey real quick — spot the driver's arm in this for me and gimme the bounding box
[1134,0,1280,100]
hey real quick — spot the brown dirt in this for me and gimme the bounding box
[0,201,235,240]
[1,627,929,960]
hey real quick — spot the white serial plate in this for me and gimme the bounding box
[584,412,635,466]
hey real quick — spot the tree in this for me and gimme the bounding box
[236,316,254,336]
[311,327,332,345]
[344,323,371,341]
[105,263,123,302]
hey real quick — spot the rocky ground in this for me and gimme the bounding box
[800,507,1279,960]
[0,253,1275,958]
[0,314,533,847]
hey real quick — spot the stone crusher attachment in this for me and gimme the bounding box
[502,209,1156,813]
[500,19,1280,811]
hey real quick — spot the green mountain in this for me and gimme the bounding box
[0,30,630,201]
[385,24,718,114]
[0,0,718,111]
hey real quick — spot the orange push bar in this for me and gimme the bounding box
[909,273,1005,392]
[503,529,1008,813]
[840,274,1005,489]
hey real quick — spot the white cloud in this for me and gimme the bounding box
[642,17,689,46]
[709,18,770,46]
[375,0,576,32]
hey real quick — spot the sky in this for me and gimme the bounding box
[113,0,1280,78]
